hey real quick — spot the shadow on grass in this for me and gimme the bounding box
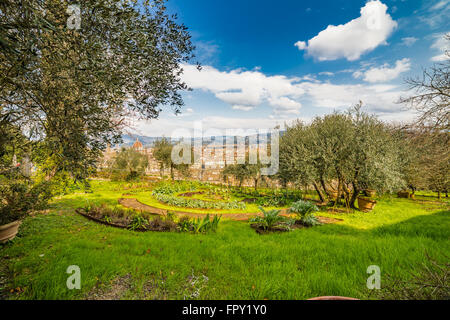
[309,210,450,242]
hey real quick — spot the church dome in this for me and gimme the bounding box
[133,138,143,150]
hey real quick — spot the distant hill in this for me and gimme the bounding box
[120,134,163,147]
[118,131,286,148]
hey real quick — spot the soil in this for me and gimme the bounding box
[75,208,175,232]
[76,209,131,229]
[250,224,292,234]
[326,207,352,214]
[85,274,133,300]
[250,216,342,234]
[117,198,345,224]
[317,216,344,224]
[242,198,257,203]
[178,191,205,197]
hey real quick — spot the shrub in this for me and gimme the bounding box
[153,192,246,210]
[176,214,222,234]
[128,214,149,231]
[249,207,292,231]
[0,168,53,225]
[289,200,321,226]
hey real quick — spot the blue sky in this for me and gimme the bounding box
[133,0,449,137]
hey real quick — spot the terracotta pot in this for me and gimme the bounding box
[308,296,359,300]
[357,197,377,212]
[364,189,376,198]
[0,220,21,243]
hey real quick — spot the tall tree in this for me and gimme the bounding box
[1,0,196,181]
[279,105,405,208]
[399,34,449,130]
[153,137,192,179]
[110,147,149,181]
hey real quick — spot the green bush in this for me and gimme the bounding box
[0,168,53,225]
[249,207,292,231]
[289,200,321,226]
[153,192,246,210]
[151,181,246,210]
[176,214,222,234]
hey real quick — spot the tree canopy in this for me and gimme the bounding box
[1,0,196,180]
[279,104,405,208]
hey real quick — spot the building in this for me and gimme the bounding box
[101,138,276,186]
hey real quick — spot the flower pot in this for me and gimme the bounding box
[364,189,376,198]
[357,197,376,212]
[308,296,359,300]
[0,220,21,243]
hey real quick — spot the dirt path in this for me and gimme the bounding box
[118,198,342,223]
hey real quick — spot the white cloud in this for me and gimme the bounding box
[298,81,406,114]
[232,105,254,111]
[181,64,305,115]
[295,0,397,61]
[430,33,449,61]
[420,1,450,28]
[353,58,411,83]
[268,97,302,114]
[294,41,306,50]
[430,0,449,11]
[401,37,418,46]
[179,63,412,128]
[132,116,286,137]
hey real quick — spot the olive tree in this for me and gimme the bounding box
[110,147,149,181]
[153,137,192,180]
[1,0,195,180]
[279,105,405,208]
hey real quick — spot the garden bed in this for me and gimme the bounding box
[75,208,174,232]
[250,217,342,234]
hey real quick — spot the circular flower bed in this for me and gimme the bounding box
[151,181,247,210]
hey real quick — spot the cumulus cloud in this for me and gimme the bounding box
[180,63,410,124]
[294,41,307,50]
[353,58,411,83]
[295,0,397,61]
[181,64,305,115]
[298,81,406,113]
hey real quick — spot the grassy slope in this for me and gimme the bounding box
[0,181,449,300]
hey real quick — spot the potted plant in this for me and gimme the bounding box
[364,189,376,198]
[0,169,51,242]
[357,196,377,212]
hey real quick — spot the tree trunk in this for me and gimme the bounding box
[313,182,325,203]
[335,178,342,206]
[438,191,441,199]
[170,164,174,180]
[320,176,330,200]
[350,181,359,209]
[254,178,258,191]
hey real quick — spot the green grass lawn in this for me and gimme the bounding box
[0,180,449,300]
